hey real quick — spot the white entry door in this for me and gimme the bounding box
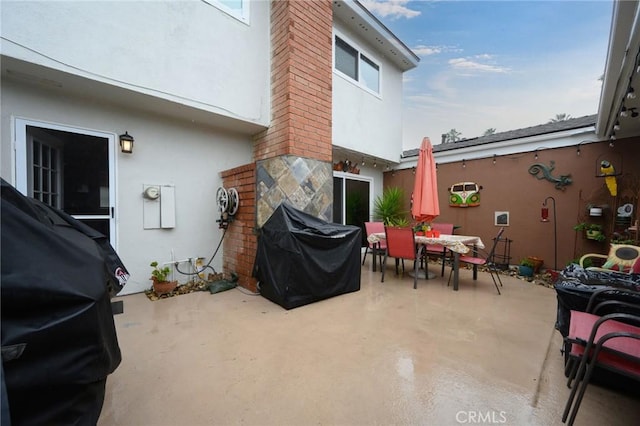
[15,119,117,247]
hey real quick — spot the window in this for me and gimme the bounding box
[334,35,380,94]
[210,0,249,24]
[32,139,61,208]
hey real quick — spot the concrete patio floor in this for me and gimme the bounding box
[99,260,640,425]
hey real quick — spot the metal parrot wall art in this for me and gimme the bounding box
[600,160,617,196]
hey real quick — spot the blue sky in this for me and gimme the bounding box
[361,0,613,149]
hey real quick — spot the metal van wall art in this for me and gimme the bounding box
[448,182,482,207]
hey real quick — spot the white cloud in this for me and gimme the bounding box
[412,45,442,56]
[449,57,510,73]
[361,0,421,19]
[401,44,605,150]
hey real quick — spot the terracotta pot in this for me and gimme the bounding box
[152,278,178,295]
[527,256,544,273]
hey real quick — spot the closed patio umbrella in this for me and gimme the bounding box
[411,137,440,279]
[411,137,440,223]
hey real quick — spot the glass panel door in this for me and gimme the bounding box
[17,120,116,246]
[333,173,371,246]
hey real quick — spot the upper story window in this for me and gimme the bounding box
[210,0,250,24]
[334,35,380,95]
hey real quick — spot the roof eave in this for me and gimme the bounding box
[596,1,640,138]
[334,0,420,71]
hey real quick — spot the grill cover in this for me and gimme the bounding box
[1,178,128,424]
[254,203,361,309]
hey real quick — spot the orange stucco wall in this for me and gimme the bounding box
[385,138,640,270]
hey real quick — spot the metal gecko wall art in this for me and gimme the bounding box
[528,160,572,190]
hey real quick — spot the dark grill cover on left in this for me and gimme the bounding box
[1,178,129,425]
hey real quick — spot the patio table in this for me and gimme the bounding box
[368,233,485,291]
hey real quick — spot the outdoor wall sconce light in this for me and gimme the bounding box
[462,159,466,168]
[373,160,377,168]
[493,154,497,165]
[576,145,581,156]
[119,132,134,154]
[534,150,539,160]
[361,157,365,166]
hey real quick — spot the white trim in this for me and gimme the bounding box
[207,0,250,25]
[13,117,119,248]
[398,127,600,167]
[333,170,375,223]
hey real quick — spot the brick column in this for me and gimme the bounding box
[254,0,333,162]
[221,0,334,291]
[221,164,258,292]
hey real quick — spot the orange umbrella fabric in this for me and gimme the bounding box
[411,137,440,223]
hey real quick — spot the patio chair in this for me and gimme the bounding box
[562,287,640,378]
[579,244,640,274]
[381,226,425,289]
[561,306,640,425]
[363,221,386,271]
[447,227,505,294]
[424,222,455,276]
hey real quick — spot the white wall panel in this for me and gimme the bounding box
[1,79,253,294]
[1,0,271,126]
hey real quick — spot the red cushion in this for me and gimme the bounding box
[568,311,640,376]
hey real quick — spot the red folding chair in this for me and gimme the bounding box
[363,222,386,271]
[381,226,425,289]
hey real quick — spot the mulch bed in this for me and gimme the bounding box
[144,273,226,301]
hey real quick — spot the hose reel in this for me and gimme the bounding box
[216,187,239,229]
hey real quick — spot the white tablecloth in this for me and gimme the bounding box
[368,233,484,254]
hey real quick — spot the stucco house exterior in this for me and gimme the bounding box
[0,0,418,294]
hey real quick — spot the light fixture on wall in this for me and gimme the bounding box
[534,150,538,160]
[576,145,581,156]
[614,121,621,131]
[373,160,377,168]
[361,157,365,166]
[462,159,466,168]
[627,87,636,100]
[492,154,496,165]
[620,106,628,117]
[119,132,134,154]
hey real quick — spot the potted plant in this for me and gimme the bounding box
[526,256,544,273]
[413,222,430,236]
[573,223,606,242]
[518,258,535,277]
[373,187,408,226]
[150,261,178,295]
